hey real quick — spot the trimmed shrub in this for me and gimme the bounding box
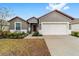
[71,31,79,37]
[77,33,79,37]
[71,32,78,36]
[0,31,28,39]
[32,31,42,36]
[8,32,28,39]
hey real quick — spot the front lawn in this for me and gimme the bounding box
[0,39,50,56]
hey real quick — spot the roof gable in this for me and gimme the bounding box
[27,17,37,21]
[8,16,27,22]
[39,10,74,20]
[27,17,38,23]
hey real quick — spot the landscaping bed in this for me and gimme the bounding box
[71,31,79,37]
[0,31,28,39]
[0,39,50,56]
[32,31,42,36]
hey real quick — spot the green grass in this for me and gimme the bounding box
[0,39,50,56]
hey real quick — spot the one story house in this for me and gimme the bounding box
[5,10,79,35]
[27,10,74,35]
[71,18,79,32]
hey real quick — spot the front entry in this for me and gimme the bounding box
[32,24,37,31]
[30,23,38,32]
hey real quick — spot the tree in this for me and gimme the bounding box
[0,7,13,32]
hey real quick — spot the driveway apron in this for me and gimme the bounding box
[44,35,79,56]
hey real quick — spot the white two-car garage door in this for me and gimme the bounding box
[41,22,69,35]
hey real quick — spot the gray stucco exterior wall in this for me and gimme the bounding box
[9,17,28,30]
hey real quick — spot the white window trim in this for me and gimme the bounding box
[14,22,22,31]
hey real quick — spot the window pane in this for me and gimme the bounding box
[16,23,21,30]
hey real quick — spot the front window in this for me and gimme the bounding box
[15,23,21,30]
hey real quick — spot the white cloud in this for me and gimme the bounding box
[46,3,70,11]
[63,6,70,10]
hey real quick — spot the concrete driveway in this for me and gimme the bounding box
[43,35,79,56]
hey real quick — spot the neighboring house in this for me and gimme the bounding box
[0,19,9,31]
[8,16,28,33]
[71,19,79,32]
[2,10,79,35]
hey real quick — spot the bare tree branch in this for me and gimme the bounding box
[0,7,14,32]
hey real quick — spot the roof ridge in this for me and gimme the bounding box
[27,16,38,21]
[8,16,26,22]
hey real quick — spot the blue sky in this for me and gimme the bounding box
[0,3,79,20]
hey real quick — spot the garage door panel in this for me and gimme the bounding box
[41,23,69,35]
